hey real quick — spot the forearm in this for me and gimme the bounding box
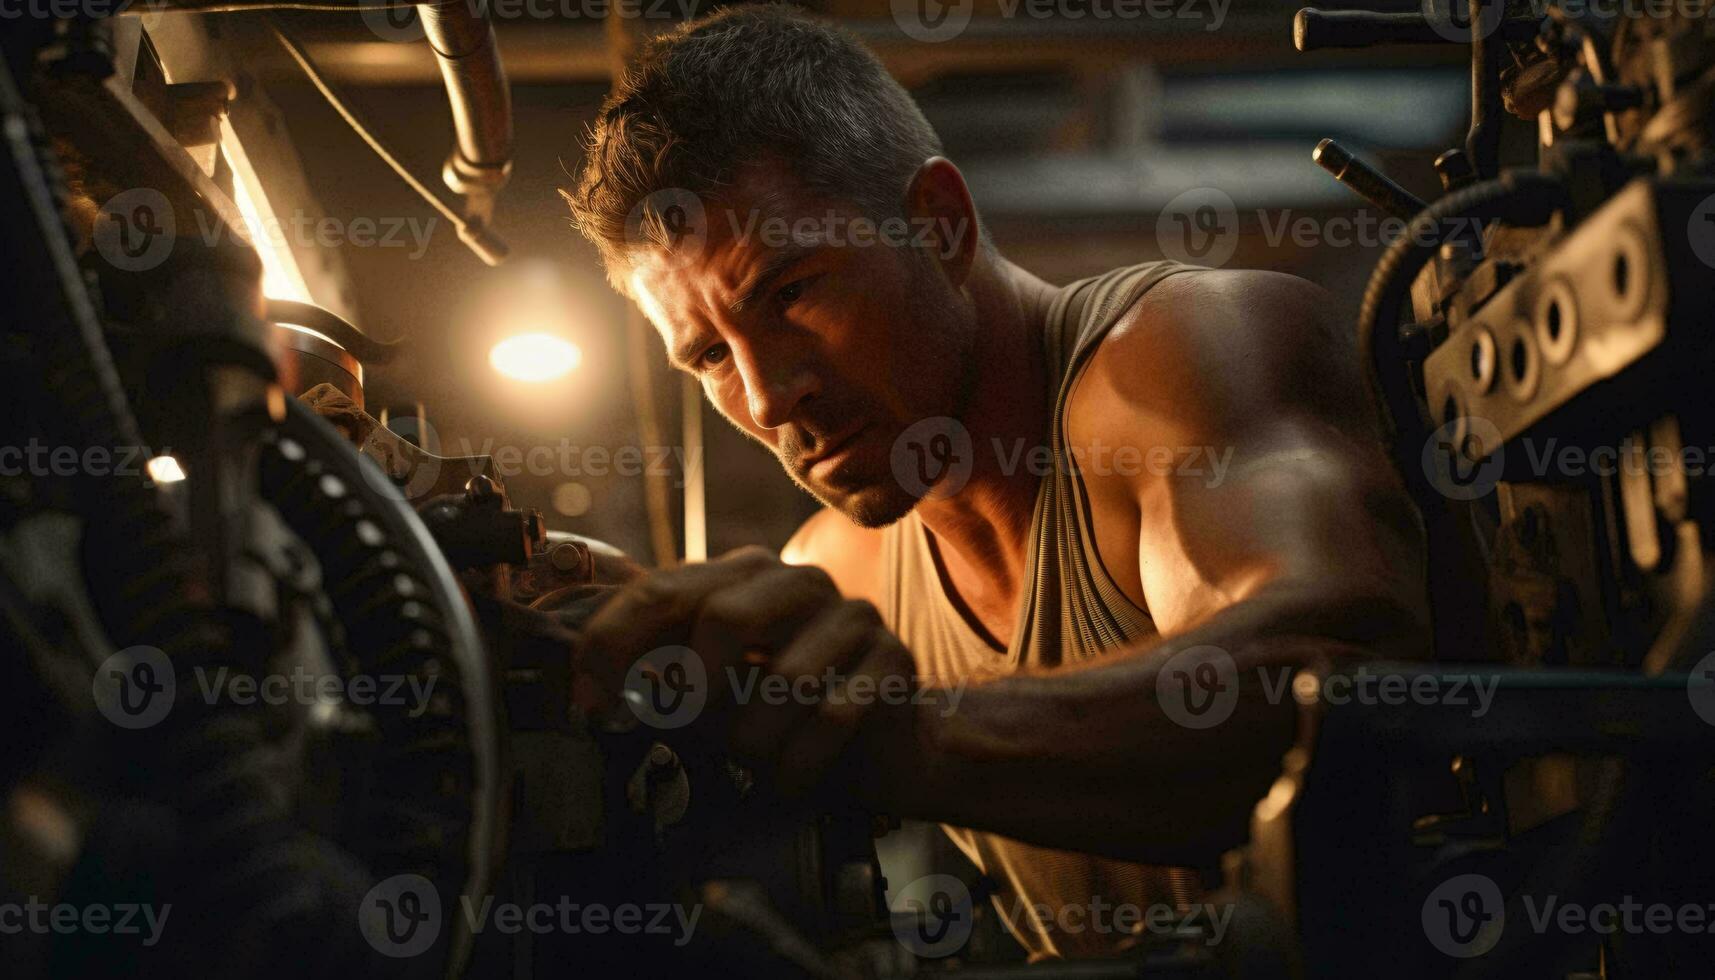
[864,585,1424,866]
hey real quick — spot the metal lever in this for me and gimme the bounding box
[1294,7,1447,50]
[1294,5,1537,51]
[1312,139,1426,220]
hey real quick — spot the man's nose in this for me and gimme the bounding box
[737,346,818,431]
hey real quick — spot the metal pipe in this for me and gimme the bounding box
[1465,0,1504,180]
[266,297,400,364]
[420,0,513,216]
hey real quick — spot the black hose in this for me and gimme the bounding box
[1356,170,1567,468]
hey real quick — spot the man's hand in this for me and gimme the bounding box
[571,546,919,801]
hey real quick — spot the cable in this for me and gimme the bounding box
[267,18,459,226]
[1356,170,1567,471]
[266,18,507,265]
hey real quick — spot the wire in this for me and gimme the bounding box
[266,18,463,226]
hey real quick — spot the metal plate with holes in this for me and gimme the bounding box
[1424,178,1715,457]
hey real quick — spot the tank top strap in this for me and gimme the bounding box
[1013,260,1201,667]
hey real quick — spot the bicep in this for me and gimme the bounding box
[1135,417,1423,635]
[1077,269,1423,636]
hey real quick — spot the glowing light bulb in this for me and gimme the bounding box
[146,455,187,484]
[489,333,582,382]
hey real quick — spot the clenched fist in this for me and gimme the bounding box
[570,546,924,804]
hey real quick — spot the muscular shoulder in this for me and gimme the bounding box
[1070,268,1375,448]
[781,508,886,607]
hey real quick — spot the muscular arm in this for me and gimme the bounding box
[865,270,1430,866]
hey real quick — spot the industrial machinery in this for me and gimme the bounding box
[0,9,891,979]
[5,1,1715,978]
[1227,1,1715,977]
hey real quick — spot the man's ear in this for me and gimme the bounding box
[903,157,981,288]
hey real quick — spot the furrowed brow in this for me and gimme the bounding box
[668,334,707,373]
[728,244,818,316]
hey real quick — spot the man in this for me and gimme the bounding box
[563,5,1428,959]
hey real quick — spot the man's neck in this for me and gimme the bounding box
[913,254,1057,613]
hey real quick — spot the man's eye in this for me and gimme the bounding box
[699,344,730,368]
[776,279,806,305]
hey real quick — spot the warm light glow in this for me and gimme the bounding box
[222,119,314,304]
[146,455,187,484]
[277,321,340,346]
[490,334,582,382]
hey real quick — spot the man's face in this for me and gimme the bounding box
[625,161,975,527]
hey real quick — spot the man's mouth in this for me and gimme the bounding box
[802,424,869,479]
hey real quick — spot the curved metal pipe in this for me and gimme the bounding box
[267,297,400,365]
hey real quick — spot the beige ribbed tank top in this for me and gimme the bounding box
[879,260,1200,960]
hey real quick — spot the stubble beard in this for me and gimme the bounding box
[804,303,980,529]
